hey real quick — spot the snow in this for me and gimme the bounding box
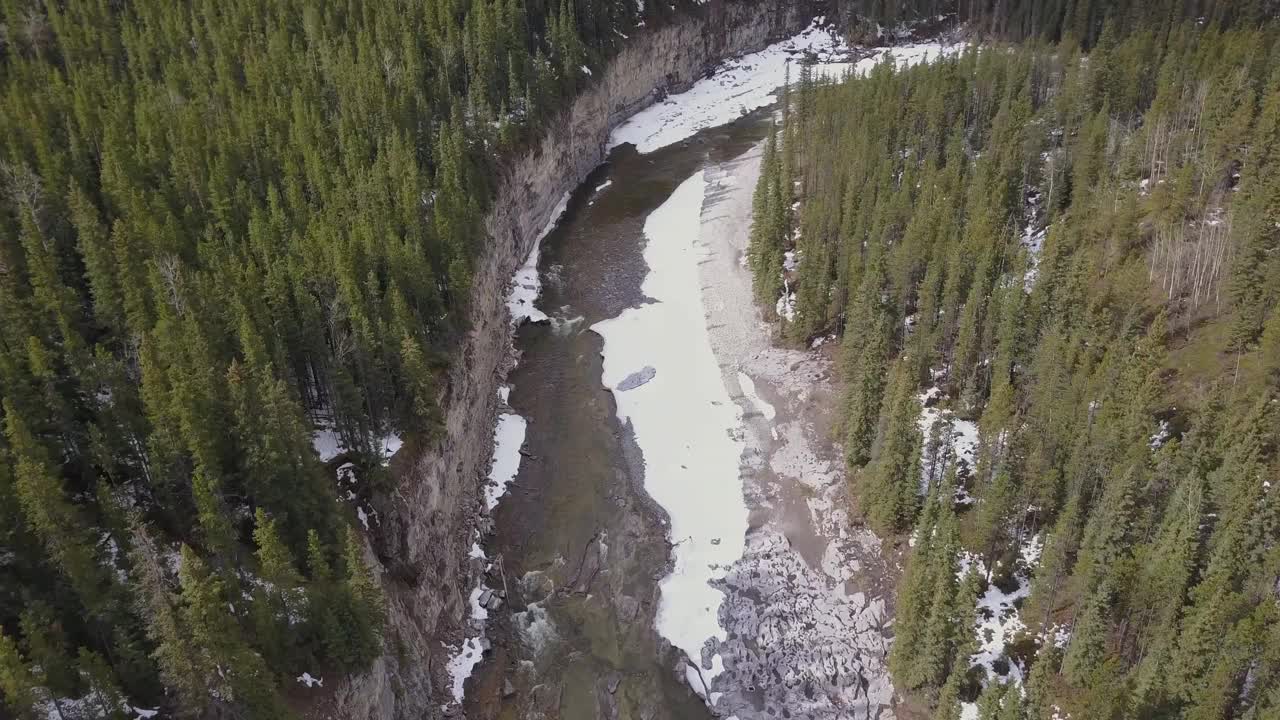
[1021,189,1047,289]
[36,697,158,720]
[775,287,797,321]
[609,20,963,154]
[378,433,403,463]
[311,424,401,465]
[296,672,323,688]
[311,426,342,462]
[446,636,486,704]
[961,534,1042,687]
[593,171,747,685]
[594,179,613,193]
[736,370,777,421]
[445,387,530,705]
[918,388,980,492]
[485,411,527,509]
[1150,420,1171,449]
[507,190,571,325]
[960,702,980,720]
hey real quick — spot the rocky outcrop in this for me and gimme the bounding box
[327,2,815,718]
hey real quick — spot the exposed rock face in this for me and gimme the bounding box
[327,3,815,718]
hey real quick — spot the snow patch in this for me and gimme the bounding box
[507,190,572,324]
[593,171,747,687]
[485,411,527,510]
[918,388,979,492]
[775,286,797,322]
[296,672,323,688]
[737,370,777,421]
[446,637,486,704]
[609,20,963,154]
[960,534,1042,687]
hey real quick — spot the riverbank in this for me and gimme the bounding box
[697,144,901,719]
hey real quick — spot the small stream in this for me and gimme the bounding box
[465,116,775,720]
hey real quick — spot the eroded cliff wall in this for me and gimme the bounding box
[330,3,813,717]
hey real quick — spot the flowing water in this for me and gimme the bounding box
[465,115,776,720]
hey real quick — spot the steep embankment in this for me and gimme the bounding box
[327,3,815,717]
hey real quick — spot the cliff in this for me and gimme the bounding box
[327,2,814,717]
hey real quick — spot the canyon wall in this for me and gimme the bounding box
[328,2,813,717]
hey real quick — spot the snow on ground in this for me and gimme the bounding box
[960,534,1042,687]
[446,636,487,704]
[736,370,776,421]
[311,423,402,466]
[484,412,528,509]
[594,171,748,684]
[609,19,963,154]
[312,426,342,462]
[918,387,979,492]
[775,285,797,322]
[296,672,323,688]
[507,190,571,325]
[35,697,158,720]
[1021,189,1047,289]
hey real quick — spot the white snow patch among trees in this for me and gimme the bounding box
[593,171,748,685]
[918,388,979,492]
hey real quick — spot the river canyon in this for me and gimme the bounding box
[434,24,960,720]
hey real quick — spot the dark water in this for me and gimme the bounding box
[466,114,772,720]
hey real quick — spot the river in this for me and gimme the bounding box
[451,25,960,720]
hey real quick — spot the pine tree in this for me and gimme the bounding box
[129,524,209,714]
[250,509,306,670]
[860,358,923,534]
[0,632,39,720]
[77,649,128,720]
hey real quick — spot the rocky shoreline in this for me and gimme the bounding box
[697,144,900,719]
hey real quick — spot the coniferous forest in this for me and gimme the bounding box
[751,7,1280,720]
[0,0,695,717]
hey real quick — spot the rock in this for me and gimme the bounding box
[617,365,657,391]
[486,594,504,611]
[617,595,640,623]
[478,589,493,606]
[503,679,517,698]
[607,674,622,694]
